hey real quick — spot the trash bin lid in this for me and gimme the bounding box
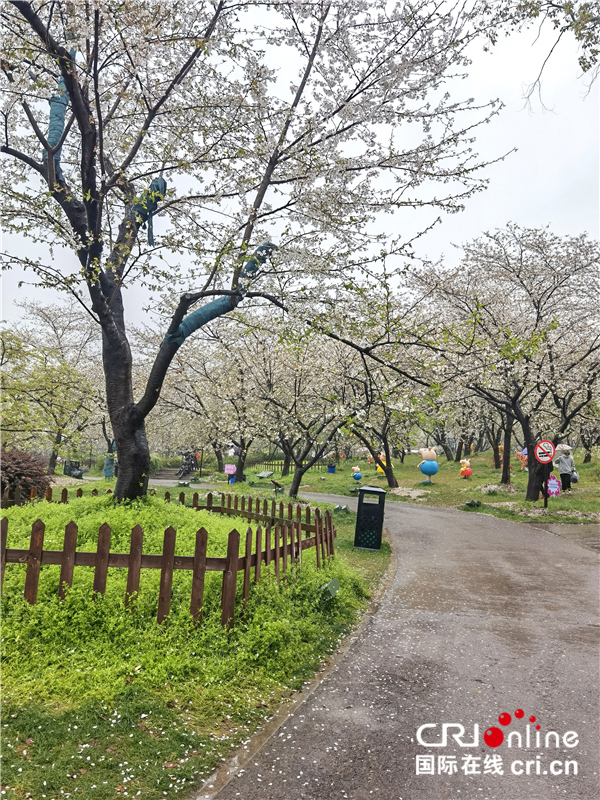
[358,486,386,494]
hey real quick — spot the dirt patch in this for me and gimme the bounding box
[49,475,87,487]
[479,483,518,495]
[487,501,518,509]
[389,486,431,500]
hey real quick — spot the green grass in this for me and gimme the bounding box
[1,496,389,800]
[227,451,599,525]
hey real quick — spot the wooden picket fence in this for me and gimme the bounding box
[0,491,336,628]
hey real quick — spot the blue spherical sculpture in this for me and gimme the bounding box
[353,472,362,481]
[419,460,439,477]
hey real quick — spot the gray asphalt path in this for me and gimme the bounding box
[209,496,599,800]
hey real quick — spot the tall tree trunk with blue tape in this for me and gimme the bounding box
[5,1,276,500]
[108,243,275,500]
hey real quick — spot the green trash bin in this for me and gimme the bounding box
[354,486,386,550]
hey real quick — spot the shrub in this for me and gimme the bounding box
[0,447,51,496]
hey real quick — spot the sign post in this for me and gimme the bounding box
[535,441,556,508]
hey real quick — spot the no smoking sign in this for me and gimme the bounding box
[534,440,555,464]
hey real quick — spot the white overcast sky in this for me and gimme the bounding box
[1,21,598,326]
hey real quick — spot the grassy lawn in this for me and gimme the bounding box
[1,495,389,800]
[215,451,599,525]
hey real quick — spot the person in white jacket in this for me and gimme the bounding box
[555,448,575,493]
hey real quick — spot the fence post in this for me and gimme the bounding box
[14,486,22,506]
[125,525,144,608]
[286,522,296,565]
[93,524,111,595]
[1,517,7,590]
[24,519,45,604]
[30,487,37,501]
[221,529,240,628]
[207,492,213,510]
[190,527,208,621]
[254,526,262,583]
[265,524,272,569]
[45,486,52,502]
[157,526,176,624]
[76,488,83,498]
[179,492,186,505]
[91,488,98,497]
[193,492,199,508]
[241,496,246,512]
[314,511,321,570]
[296,517,302,564]
[243,527,252,603]
[164,491,170,503]
[274,523,280,584]
[282,520,288,573]
[234,495,238,511]
[61,488,68,504]
[58,521,78,600]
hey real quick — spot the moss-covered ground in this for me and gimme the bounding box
[1,496,389,800]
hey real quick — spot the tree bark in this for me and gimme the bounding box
[281,449,292,477]
[103,330,151,500]
[47,430,62,475]
[520,417,543,501]
[212,442,224,473]
[289,464,308,497]
[583,450,592,464]
[235,438,252,482]
[500,416,513,485]
[381,437,398,488]
[454,440,463,462]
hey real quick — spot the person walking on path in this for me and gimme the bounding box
[556,447,575,493]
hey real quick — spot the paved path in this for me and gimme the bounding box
[207,497,599,800]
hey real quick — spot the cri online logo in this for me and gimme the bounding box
[417,709,579,750]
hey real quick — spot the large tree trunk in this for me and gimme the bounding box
[500,417,513,485]
[281,449,292,477]
[433,424,454,461]
[104,334,151,501]
[454,440,463,462]
[382,438,398,488]
[289,464,308,497]
[521,417,543,501]
[235,438,252,482]
[212,442,224,473]
[47,430,62,475]
[474,430,486,453]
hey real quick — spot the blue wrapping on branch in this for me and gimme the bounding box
[42,50,76,182]
[163,295,232,347]
[162,242,277,347]
[130,177,167,245]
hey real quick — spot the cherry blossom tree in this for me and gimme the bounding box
[2,0,509,499]
[416,224,600,500]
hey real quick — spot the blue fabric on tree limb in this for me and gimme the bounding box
[163,295,233,346]
[162,242,277,347]
[42,52,75,182]
[240,242,277,279]
[130,177,167,245]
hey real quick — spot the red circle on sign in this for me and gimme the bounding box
[534,440,555,463]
